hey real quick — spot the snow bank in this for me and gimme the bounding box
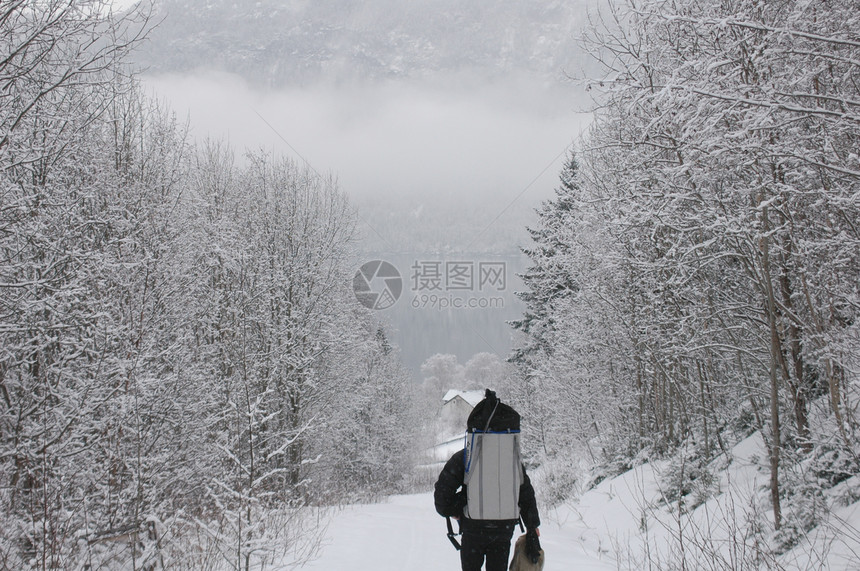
[548,432,860,570]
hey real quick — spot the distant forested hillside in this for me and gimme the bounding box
[137,0,591,85]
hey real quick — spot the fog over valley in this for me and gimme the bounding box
[137,0,595,371]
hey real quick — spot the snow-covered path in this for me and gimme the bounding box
[296,493,615,570]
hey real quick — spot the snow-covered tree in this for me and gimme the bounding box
[512,0,860,538]
[510,152,581,366]
[0,4,424,567]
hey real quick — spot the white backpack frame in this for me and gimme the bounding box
[463,430,523,520]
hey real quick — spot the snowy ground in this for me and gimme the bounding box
[548,432,860,570]
[276,429,860,570]
[290,493,615,570]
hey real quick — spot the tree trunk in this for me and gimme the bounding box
[760,206,782,530]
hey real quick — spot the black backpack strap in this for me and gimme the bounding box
[446,517,461,551]
[482,399,500,433]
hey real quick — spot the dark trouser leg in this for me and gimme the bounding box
[484,533,513,571]
[460,527,514,571]
[460,532,485,571]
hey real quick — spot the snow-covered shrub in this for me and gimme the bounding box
[585,453,634,490]
[773,476,827,554]
[832,475,860,508]
[539,461,579,508]
[731,401,759,439]
[810,439,860,489]
[0,505,25,570]
[657,447,717,513]
[154,503,325,571]
[772,442,837,554]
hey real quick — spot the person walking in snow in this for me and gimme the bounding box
[434,390,542,571]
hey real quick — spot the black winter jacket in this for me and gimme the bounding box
[434,450,541,531]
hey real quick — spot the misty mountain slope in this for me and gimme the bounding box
[138,0,592,85]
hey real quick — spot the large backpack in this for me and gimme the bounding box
[463,390,523,521]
